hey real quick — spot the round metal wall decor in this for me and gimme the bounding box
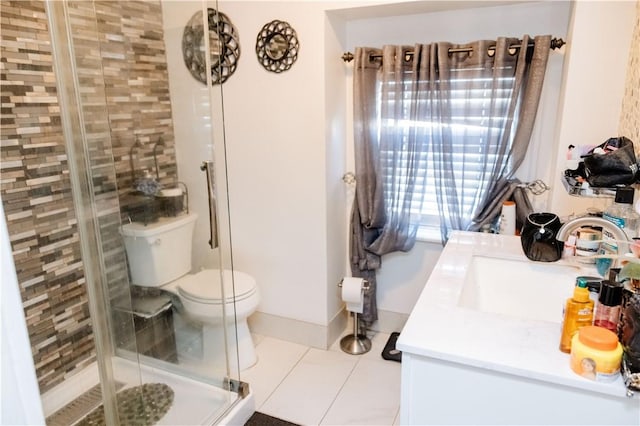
[182,8,240,85]
[255,20,299,73]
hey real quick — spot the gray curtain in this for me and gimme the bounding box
[350,35,551,324]
[429,35,551,239]
[350,46,429,325]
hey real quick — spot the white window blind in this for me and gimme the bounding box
[378,71,517,239]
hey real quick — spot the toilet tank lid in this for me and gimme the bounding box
[121,213,197,238]
[177,269,256,302]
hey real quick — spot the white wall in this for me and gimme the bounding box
[323,8,351,327]
[203,1,338,326]
[164,0,637,336]
[548,0,637,218]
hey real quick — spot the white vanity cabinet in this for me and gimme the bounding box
[400,353,639,425]
[397,231,640,425]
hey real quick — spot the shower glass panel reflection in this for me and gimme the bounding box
[0,0,243,424]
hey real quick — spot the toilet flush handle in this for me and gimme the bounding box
[150,238,161,246]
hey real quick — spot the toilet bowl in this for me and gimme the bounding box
[165,269,259,370]
[121,213,259,371]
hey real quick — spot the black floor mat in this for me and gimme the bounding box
[381,331,402,362]
[244,412,300,426]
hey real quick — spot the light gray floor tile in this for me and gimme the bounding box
[241,336,309,409]
[320,358,401,426]
[259,348,358,425]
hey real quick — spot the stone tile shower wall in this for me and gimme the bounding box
[619,0,639,146]
[92,0,178,201]
[0,0,178,393]
[1,0,95,394]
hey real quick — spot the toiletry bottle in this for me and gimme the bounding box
[593,280,623,333]
[603,187,639,239]
[560,278,594,353]
[499,201,516,235]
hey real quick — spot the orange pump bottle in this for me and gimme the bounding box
[559,279,594,353]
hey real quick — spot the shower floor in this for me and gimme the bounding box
[41,357,247,425]
[48,382,174,426]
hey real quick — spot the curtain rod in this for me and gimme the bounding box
[341,37,565,63]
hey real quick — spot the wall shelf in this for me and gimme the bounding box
[562,174,616,198]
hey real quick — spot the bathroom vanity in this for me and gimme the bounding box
[397,231,640,425]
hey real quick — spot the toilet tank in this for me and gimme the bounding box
[121,213,198,287]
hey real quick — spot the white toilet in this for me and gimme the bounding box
[121,213,259,371]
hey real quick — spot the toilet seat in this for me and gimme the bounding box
[176,269,257,304]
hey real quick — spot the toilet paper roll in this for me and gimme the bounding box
[342,277,364,314]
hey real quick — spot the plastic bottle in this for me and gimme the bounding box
[593,280,623,333]
[602,186,639,239]
[499,200,516,235]
[559,278,594,353]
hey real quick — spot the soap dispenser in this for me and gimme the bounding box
[559,278,594,353]
[593,280,623,333]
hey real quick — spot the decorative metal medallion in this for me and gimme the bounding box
[182,8,240,85]
[255,20,299,73]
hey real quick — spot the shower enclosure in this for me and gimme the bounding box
[0,0,250,424]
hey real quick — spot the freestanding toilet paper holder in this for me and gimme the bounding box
[338,278,371,355]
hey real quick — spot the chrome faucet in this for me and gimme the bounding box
[555,216,630,255]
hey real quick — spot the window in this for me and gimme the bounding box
[378,71,518,241]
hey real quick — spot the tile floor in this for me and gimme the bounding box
[241,330,401,426]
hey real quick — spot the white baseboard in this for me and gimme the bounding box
[327,308,349,348]
[247,311,346,350]
[247,309,408,349]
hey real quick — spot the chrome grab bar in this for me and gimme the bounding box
[200,160,218,249]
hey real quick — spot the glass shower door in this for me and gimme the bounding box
[41,0,243,424]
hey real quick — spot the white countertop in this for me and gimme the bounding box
[397,230,634,399]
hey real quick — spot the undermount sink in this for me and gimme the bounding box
[458,255,584,323]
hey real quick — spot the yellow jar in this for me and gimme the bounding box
[570,326,622,382]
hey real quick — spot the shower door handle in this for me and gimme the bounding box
[200,160,218,249]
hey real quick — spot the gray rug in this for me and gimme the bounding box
[244,412,299,426]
